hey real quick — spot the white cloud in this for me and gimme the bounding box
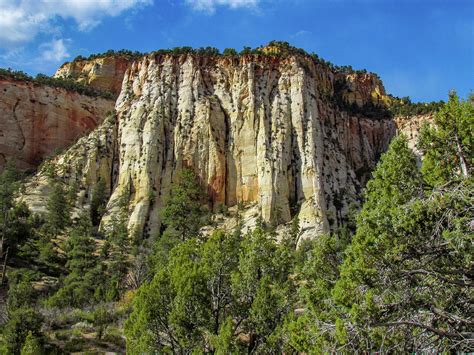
[291,30,311,38]
[185,0,259,13]
[40,39,70,62]
[0,0,153,49]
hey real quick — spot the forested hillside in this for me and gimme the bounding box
[0,91,471,353]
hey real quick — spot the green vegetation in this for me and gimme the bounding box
[125,227,295,353]
[124,92,472,352]
[418,91,473,185]
[223,47,238,56]
[20,331,43,355]
[161,169,205,241]
[0,168,125,352]
[152,46,219,56]
[90,179,107,226]
[389,95,445,116]
[147,40,377,77]
[70,49,144,62]
[0,92,471,352]
[0,68,114,99]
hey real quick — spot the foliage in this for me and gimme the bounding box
[104,215,131,301]
[418,90,473,185]
[45,182,70,234]
[70,49,144,62]
[325,133,471,351]
[80,306,115,340]
[223,48,238,56]
[389,95,444,116]
[126,227,295,353]
[90,178,107,226]
[195,46,221,56]
[47,214,101,307]
[20,331,43,355]
[161,169,205,241]
[0,162,33,256]
[0,67,114,99]
[7,269,39,311]
[0,308,44,354]
[239,46,253,55]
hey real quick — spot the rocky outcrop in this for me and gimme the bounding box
[54,56,133,97]
[22,115,117,214]
[395,114,433,157]
[0,78,114,172]
[24,52,398,240]
[339,72,389,108]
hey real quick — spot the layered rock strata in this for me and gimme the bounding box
[0,78,114,172]
[54,56,133,97]
[24,53,399,239]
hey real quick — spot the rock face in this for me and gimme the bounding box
[395,114,433,157]
[340,72,389,108]
[0,78,114,172]
[54,56,132,97]
[25,53,399,239]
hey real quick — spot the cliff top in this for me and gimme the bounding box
[31,41,446,117]
[0,68,114,99]
[60,41,374,76]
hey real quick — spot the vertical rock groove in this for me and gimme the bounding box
[23,53,405,240]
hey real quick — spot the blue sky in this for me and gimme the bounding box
[0,0,472,102]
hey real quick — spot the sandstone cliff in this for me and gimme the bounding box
[24,52,400,240]
[0,77,114,172]
[54,56,133,97]
[395,114,433,157]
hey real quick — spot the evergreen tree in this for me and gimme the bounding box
[104,215,130,301]
[418,91,473,185]
[0,162,32,256]
[223,48,238,56]
[6,270,38,311]
[161,169,204,240]
[45,182,70,234]
[90,178,107,226]
[126,228,293,353]
[327,134,472,351]
[48,214,100,307]
[1,308,43,354]
[20,331,43,355]
[90,306,114,340]
[231,227,294,352]
[125,269,176,353]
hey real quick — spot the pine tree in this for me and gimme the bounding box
[45,182,70,234]
[328,133,473,351]
[418,90,473,185]
[90,178,107,226]
[161,169,204,240]
[1,308,43,354]
[126,228,292,353]
[0,162,32,255]
[20,331,43,355]
[48,214,99,307]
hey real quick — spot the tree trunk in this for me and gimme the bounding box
[454,132,469,177]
